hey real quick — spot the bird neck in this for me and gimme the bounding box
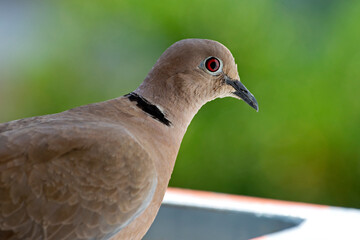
[125,92,172,126]
[129,85,203,194]
[134,80,205,134]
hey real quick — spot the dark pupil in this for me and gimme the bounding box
[210,61,217,70]
[207,58,219,72]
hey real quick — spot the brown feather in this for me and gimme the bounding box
[1,39,255,239]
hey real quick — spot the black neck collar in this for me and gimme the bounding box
[125,92,172,126]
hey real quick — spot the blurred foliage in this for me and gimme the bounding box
[0,0,359,207]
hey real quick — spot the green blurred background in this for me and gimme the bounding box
[1,0,359,208]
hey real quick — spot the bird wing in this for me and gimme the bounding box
[0,118,157,240]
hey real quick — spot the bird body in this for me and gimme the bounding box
[0,39,258,239]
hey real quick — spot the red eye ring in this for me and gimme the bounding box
[205,57,220,72]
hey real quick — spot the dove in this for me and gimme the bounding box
[0,39,258,240]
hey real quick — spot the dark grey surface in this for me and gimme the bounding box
[143,203,303,240]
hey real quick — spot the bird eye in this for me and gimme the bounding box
[202,57,222,75]
[205,57,221,73]
[200,56,223,75]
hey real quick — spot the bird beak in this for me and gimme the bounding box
[225,76,259,112]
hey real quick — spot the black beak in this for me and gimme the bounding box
[225,77,259,112]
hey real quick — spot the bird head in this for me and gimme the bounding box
[136,39,258,113]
